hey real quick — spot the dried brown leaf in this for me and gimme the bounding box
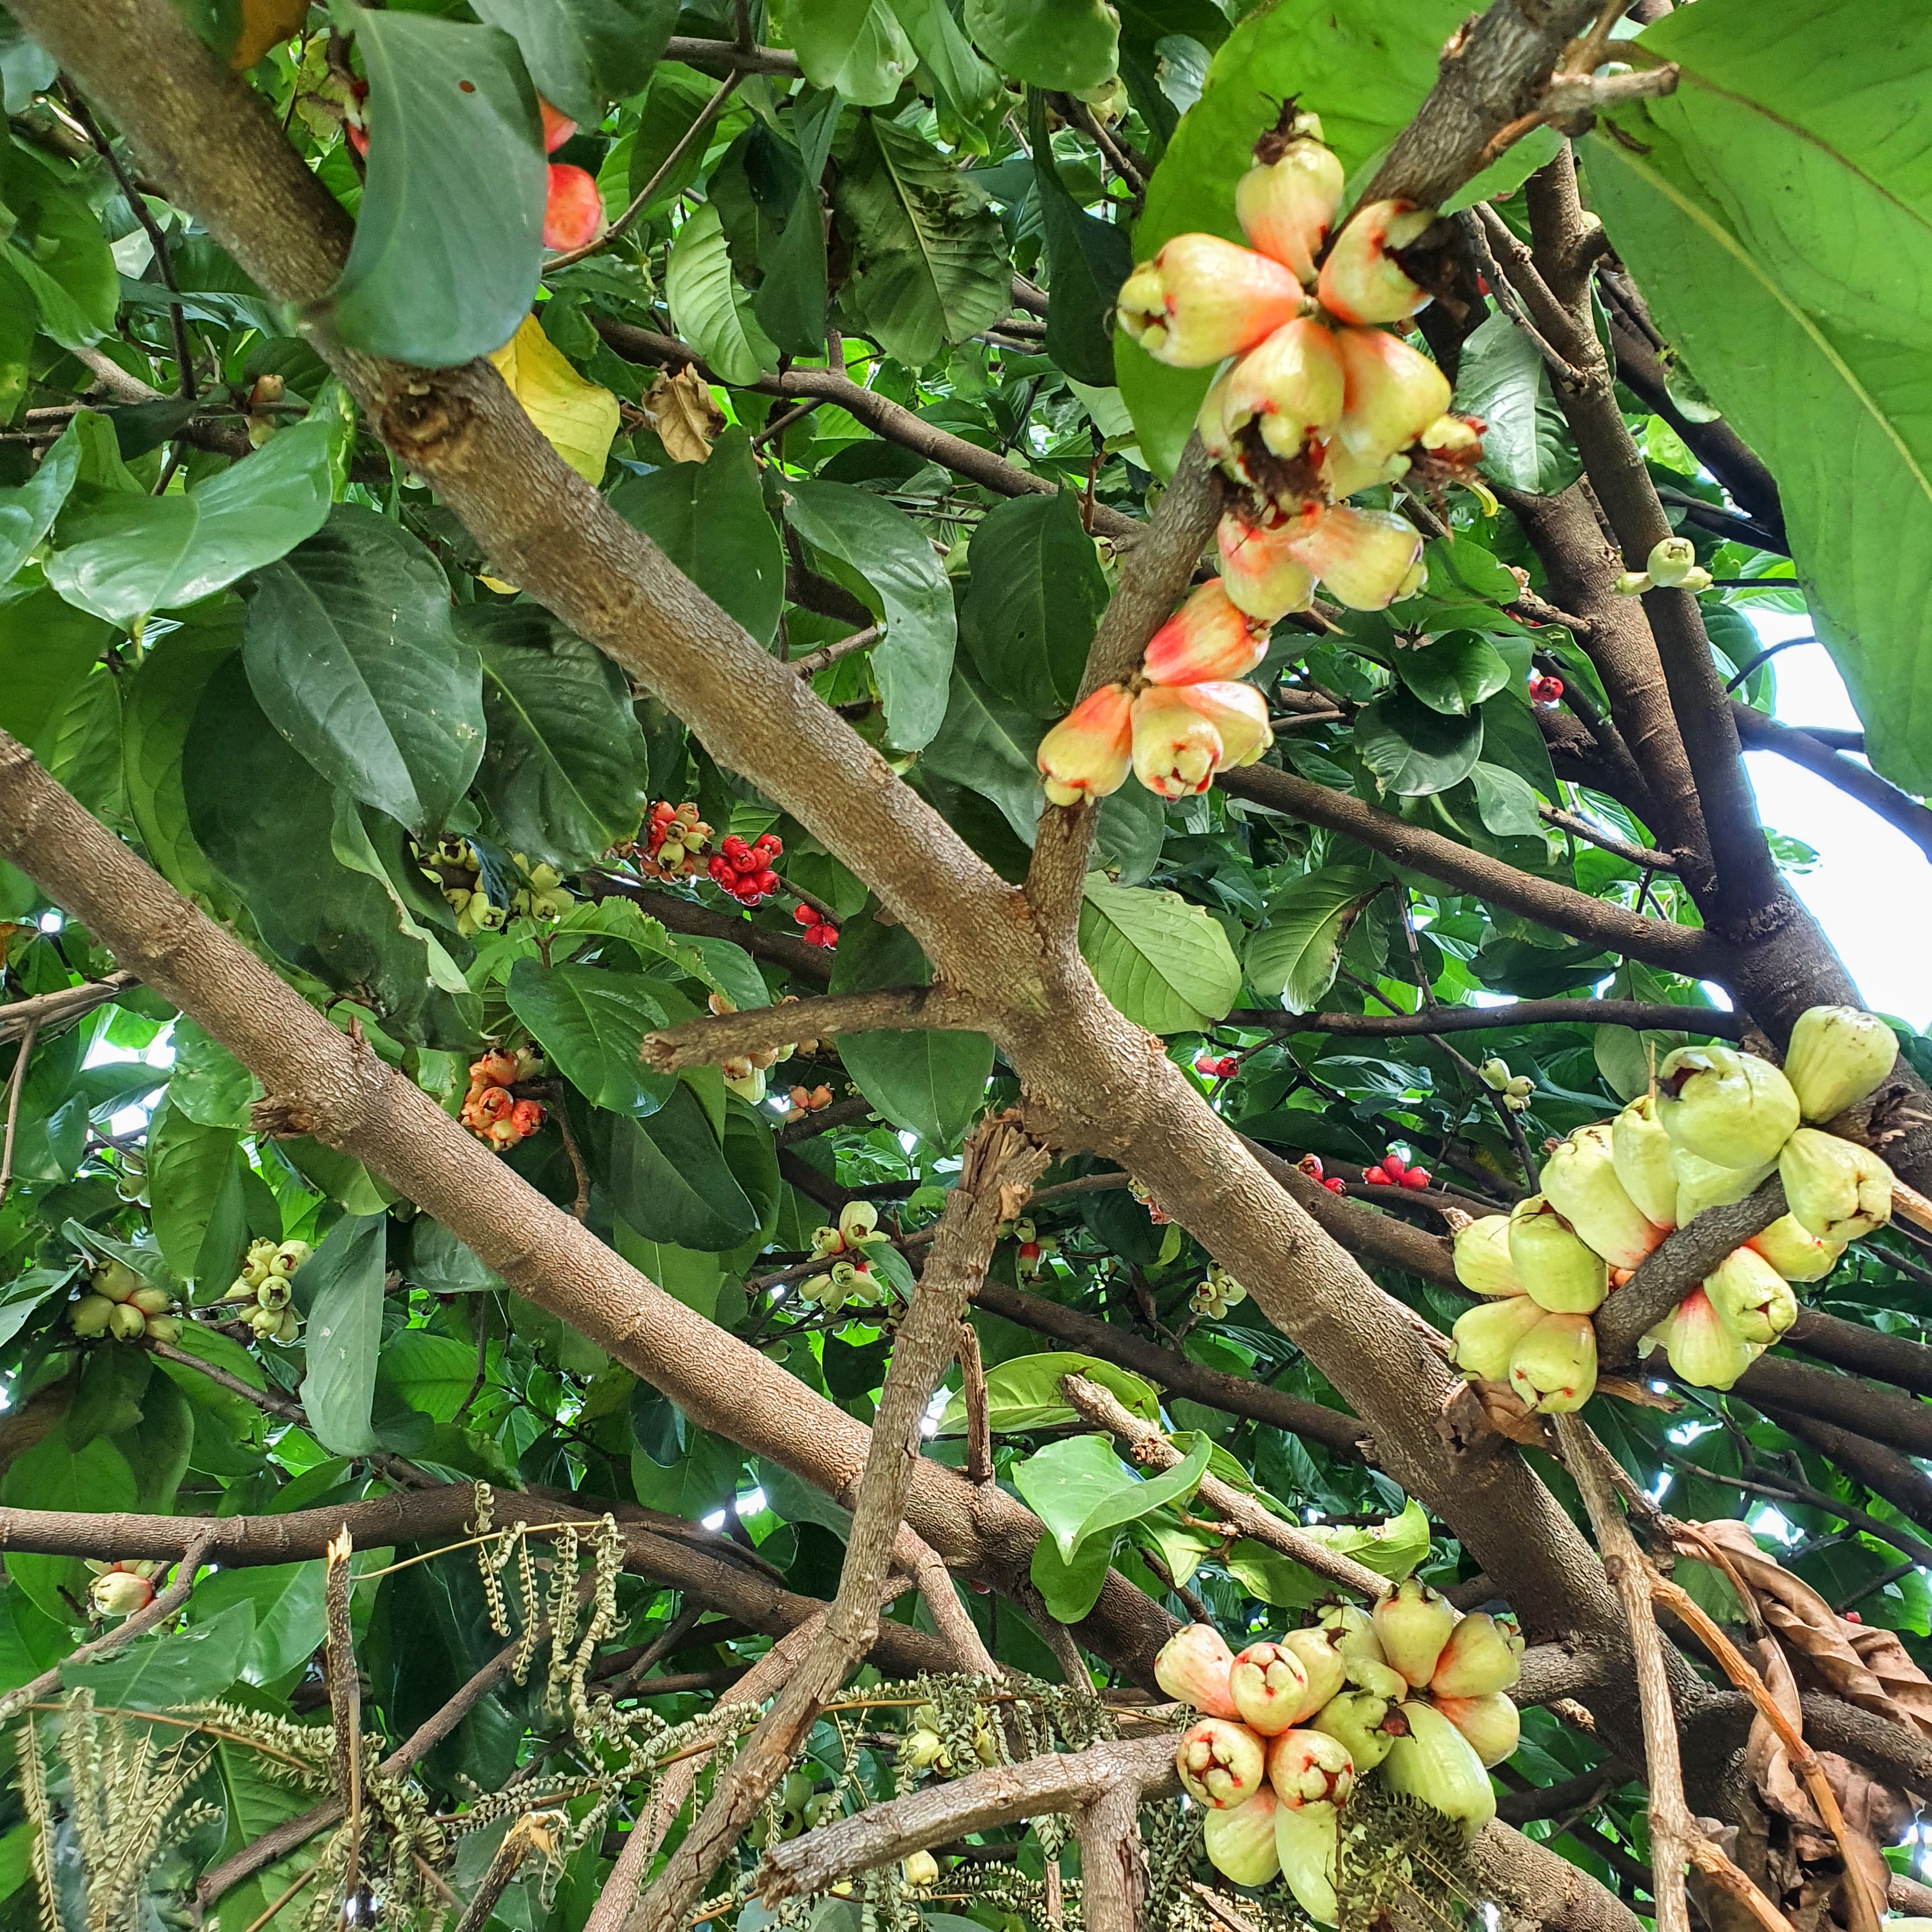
[645,367,725,463]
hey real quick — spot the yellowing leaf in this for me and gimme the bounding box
[233,0,310,68]
[487,314,619,484]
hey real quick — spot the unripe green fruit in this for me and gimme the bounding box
[1612,1094,1678,1229]
[95,1261,143,1305]
[1307,1689,1397,1772]
[901,1851,939,1888]
[1672,1146,1775,1225]
[1450,1296,1547,1383]
[1507,1197,1607,1314]
[1203,1788,1280,1887]
[1429,1612,1524,1699]
[109,1303,148,1340]
[69,1294,116,1337]
[1747,1214,1843,1284]
[900,1728,944,1768]
[1657,1044,1799,1171]
[1703,1247,1798,1347]
[1646,1287,1757,1391]
[249,1303,283,1335]
[1452,1215,1522,1298]
[1379,1700,1496,1839]
[1508,1310,1598,1413]
[142,1315,179,1342]
[1783,1005,1897,1123]
[1779,1127,1892,1241]
[1277,1626,1347,1715]
[257,1278,292,1311]
[780,1770,814,1812]
[128,1285,172,1317]
[1430,1690,1519,1768]
[1374,1577,1457,1690]
[1538,1123,1664,1271]
[273,1310,301,1344]
[1273,1797,1339,1924]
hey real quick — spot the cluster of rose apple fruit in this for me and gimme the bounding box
[1038,112,1485,809]
[1450,1006,1903,1410]
[1158,1577,1523,1920]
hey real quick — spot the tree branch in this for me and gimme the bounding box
[1071,1780,1146,1932]
[660,36,801,76]
[1731,705,1932,864]
[595,881,835,986]
[1225,997,1740,1043]
[0,970,138,1043]
[1732,1352,1932,1462]
[1472,1819,1650,1932]
[1783,1308,1932,1400]
[640,985,981,1073]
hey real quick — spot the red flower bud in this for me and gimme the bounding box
[1141,581,1269,686]
[1209,318,1345,466]
[1529,674,1564,705]
[1117,234,1307,368]
[543,163,603,251]
[1381,1153,1406,1179]
[1316,199,1435,325]
[793,904,817,925]
[1131,685,1224,799]
[1333,326,1450,470]
[1283,503,1427,611]
[1400,1166,1431,1191]
[1217,510,1317,621]
[806,923,839,948]
[510,1099,544,1135]
[1322,1175,1347,1192]
[1038,682,1134,807]
[1236,123,1344,285]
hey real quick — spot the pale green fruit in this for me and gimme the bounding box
[1380,1700,1496,1838]
[1673,1146,1776,1226]
[1203,1790,1280,1887]
[68,1294,116,1337]
[1612,1095,1678,1229]
[1703,1248,1798,1347]
[1780,1128,1893,1241]
[1154,1622,1239,1718]
[1747,1215,1844,1284]
[1307,1690,1397,1772]
[1373,1577,1457,1690]
[1432,1690,1520,1768]
[1539,1123,1664,1269]
[901,1851,939,1888]
[1784,1005,1897,1123]
[108,1302,147,1340]
[1452,1215,1522,1297]
[1451,1296,1548,1383]
[128,1284,172,1316]
[273,1309,301,1344]
[1429,1613,1524,1699]
[1507,1311,1598,1414]
[1647,1287,1758,1391]
[94,1261,143,1305]
[1230,1641,1314,1735]
[1657,1045,1799,1170]
[1314,1604,1404,1696]
[1278,1627,1347,1715]
[1176,1717,1266,1809]
[1507,1197,1607,1313]
[1274,1799,1340,1924]
[1265,1727,1355,1809]
[142,1315,179,1342]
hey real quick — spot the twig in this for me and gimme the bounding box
[557,1104,591,1221]
[1462,208,1584,388]
[790,623,881,679]
[640,985,976,1073]
[0,973,137,1045]
[750,398,824,450]
[1539,806,1682,871]
[901,1528,1000,1677]
[238,1867,318,1932]
[0,1020,36,1209]
[325,1529,363,1919]
[959,1319,993,1485]
[1222,997,1740,1042]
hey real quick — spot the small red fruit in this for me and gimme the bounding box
[1381,1152,1406,1180]
[544,163,602,250]
[1529,674,1565,705]
[1363,1165,1391,1186]
[1322,1176,1347,1193]
[1400,1167,1431,1192]
[793,904,818,926]
[539,98,576,155]
[1296,1153,1324,1179]
[1018,1241,1041,1262]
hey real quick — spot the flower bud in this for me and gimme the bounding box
[1333,326,1451,470]
[1038,682,1134,807]
[1230,1641,1315,1735]
[1451,1296,1549,1383]
[89,1568,157,1618]
[1783,1005,1899,1123]
[1779,1127,1893,1241]
[1166,679,1273,770]
[1379,1700,1496,1839]
[1317,199,1435,325]
[274,1309,301,1344]
[1644,536,1700,587]
[1538,1123,1666,1270]
[1307,1689,1398,1772]
[1204,1788,1281,1887]
[1747,1214,1843,1284]
[1275,1795,1340,1924]
[1131,684,1224,798]
[1507,1310,1598,1414]
[1155,1621,1241,1717]
[1176,1715,1268,1809]
[1283,503,1427,611]
[1648,1286,1758,1390]
[1216,511,1317,620]
[1703,1246,1798,1347]
[1453,1215,1523,1297]
[250,1303,284,1335]
[1431,1690,1520,1768]
[1672,1146,1775,1227]
[1266,1727,1356,1809]
[1612,1094,1679,1230]
[1117,234,1307,368]
[1614,571,1652,596]
[1506,1197,1607,1313]
[1236,116,1344,284]
[1657,1044,1800,1170]
[69,1294,116,1337]
[1215,318,1346,463]
[1373,1577,1457,1689]
[1429,1613,1524,1699]
[1278,1626,1347,1715]
[1141,580,1269,687]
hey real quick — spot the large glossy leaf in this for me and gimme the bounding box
[330,6,546,365]
[3,1434,135,1624]
[608,1082,760,1248]
[1013,1429,1211,1563]
[464,605,651,867]
[1392,631,1513,717]
[783,478,957,750]
[960,489,1108,715]
[468,0,677,123]
[0,588,109,757]
[505,958,675,1116]
[1452,312,1582,497]
[148,1108,247,1293]
[1078,877,1241,1033]
[890,0,1000,130]
[186,1564,326,1686]
[65,1602,256,1709]
[936,1351,1162,1434]
[751,91,838,356]
[790,0,916,104]
[666,203,779,387]
[1355,689,1485,796]
[298,1214,387,1457]
[964,0,1117,90]
[0,413,78,583]
[1245,865,1379,1012]
[609,427,786,645]
[833,115,1009,369]
[0,141,118,349]
[1116,0,1464,472]
[242,506,484,834]
[46,420,334,627]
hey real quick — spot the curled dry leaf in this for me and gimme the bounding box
[645,365,726,463]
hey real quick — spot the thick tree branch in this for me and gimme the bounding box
[1731,1353,1932,1462]
[1732,705,1932,864]
[640,985,982,1073]
[660,36,802,76]
[1472,1819,1649,1932]
[1072,1781,1146,1932]
[1226,998,1741,1043]
[1219,763,1722,977]
[1784,1309,1932,1400]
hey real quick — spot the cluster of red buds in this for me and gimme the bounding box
[709,831,785,905]
[638,800,714,879]
[784,1082,835,1121]
[463,1047,544,1149]
[792,903,840,949]
[1364,1149,1433,1191]
[1296,1153,1349,1195]
[1196,1052,1241,1079]
[1528,673,1565,706]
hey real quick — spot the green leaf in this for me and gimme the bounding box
[608,428,786,646]
[960,490,1108,716]
[614,1221,729,1320]
[627,66,728,219]
[505,958,675,1116]
[1469,760,1544,839]
[3,1434,135,1625]
[1451,312,1582,496]
[1027,91,1133,387]
[1392,632,1512,717]
[1029,1529,1114,1624]
[165,1020,262,1130]
[752,93,835,356]
[1078,877,1241,1033]
[666,203,779,387]
[241,506,485,834]
[379,1331,482,1424]
[1245,865,1379,1013]
[148,1109,247,1292]
[1356,689,1485,796]
[297,1213,388,1457]
[330,5,546,366]
[46,420,335,627]
[468,0,677,123]
[65,1601,256,1708]
[936,1351,1162,1434]
[1116,0,1464,471]
[0,412,78,583]
[790,0,916,104]
[0,586,110,757]
[1013,1429,1211,1564]
[833,114,1009,369]
[965,0,1117,90]
[187,1564,326,1686]
[1305,1496,1430,1581]
[609,1081,760,1248]
[464,605,652,868]
[921,666,1049,843]
[783,478,957,751]
[890,0,1000,128]
[0,142,118,349]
